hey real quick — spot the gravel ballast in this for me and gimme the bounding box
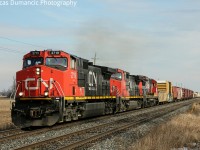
[0,101,193,150]
[87,105,191,150]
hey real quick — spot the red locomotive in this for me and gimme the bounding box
[11,50,192,128]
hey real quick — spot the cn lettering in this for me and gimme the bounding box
[25,78,53,90]
[88,71,97,91]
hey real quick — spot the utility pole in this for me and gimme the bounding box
[91,52,99,65]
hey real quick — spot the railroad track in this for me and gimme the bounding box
[0,99,181,142]
[0,99,191,143]
[14,99,194,150]
[0,128,20,139]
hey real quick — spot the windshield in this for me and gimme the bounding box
[111,73,122,80]
[46,57,67,70]
[23,57,43,68]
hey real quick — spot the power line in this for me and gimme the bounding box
[0,46,25,54]
[0,36,47,48]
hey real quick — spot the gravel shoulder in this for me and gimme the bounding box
[87,103,191,150]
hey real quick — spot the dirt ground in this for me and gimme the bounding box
[0,97,15,130]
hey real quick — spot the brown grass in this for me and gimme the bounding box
[0,98,15,130]
[132,101,200,150]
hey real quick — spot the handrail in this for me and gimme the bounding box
[53,82,63,97]
[54,81,65,97]
[53,80,65,122]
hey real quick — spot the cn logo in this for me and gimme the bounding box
[25,78,53,90]
[88,71,97,91]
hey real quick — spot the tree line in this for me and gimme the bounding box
[0,77,16,98]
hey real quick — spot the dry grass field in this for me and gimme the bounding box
[132,100,200,150]
[0,97,15,130]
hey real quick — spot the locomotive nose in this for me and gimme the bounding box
[16,66,55,98]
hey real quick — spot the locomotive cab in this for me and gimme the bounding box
[12,50,85,127]
[110,69,130,98]
[16,50,71,98]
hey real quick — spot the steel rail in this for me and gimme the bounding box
[0,99,195,147]
[15,101,193,150]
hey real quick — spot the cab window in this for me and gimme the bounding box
[111,73,122,80]
[46,57,68,71]
[23,57,43,69]
[70,57,76,69]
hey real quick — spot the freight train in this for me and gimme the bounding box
[11,50,194,127]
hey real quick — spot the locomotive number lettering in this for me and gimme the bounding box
[88,71,97,91]
[49,51,60,55]
[30,51,40,55]
[25,78,53,90]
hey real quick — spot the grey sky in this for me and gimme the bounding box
[0,0,200,91]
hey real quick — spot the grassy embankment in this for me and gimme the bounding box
[133,100,200,150]
[0,97,15,130]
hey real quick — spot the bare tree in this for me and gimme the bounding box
[0,76,16,98]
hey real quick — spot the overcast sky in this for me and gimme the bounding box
[0,0,200,92]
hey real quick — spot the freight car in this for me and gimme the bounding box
[194,92,200,97]
[172,86,183,101]
[182,88,194,100]
[157,80,173,103]
[11,50,159,127]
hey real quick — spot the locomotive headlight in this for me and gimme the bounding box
[44,91,49,96]
[19,92,23,97]
[36,68,40,75]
